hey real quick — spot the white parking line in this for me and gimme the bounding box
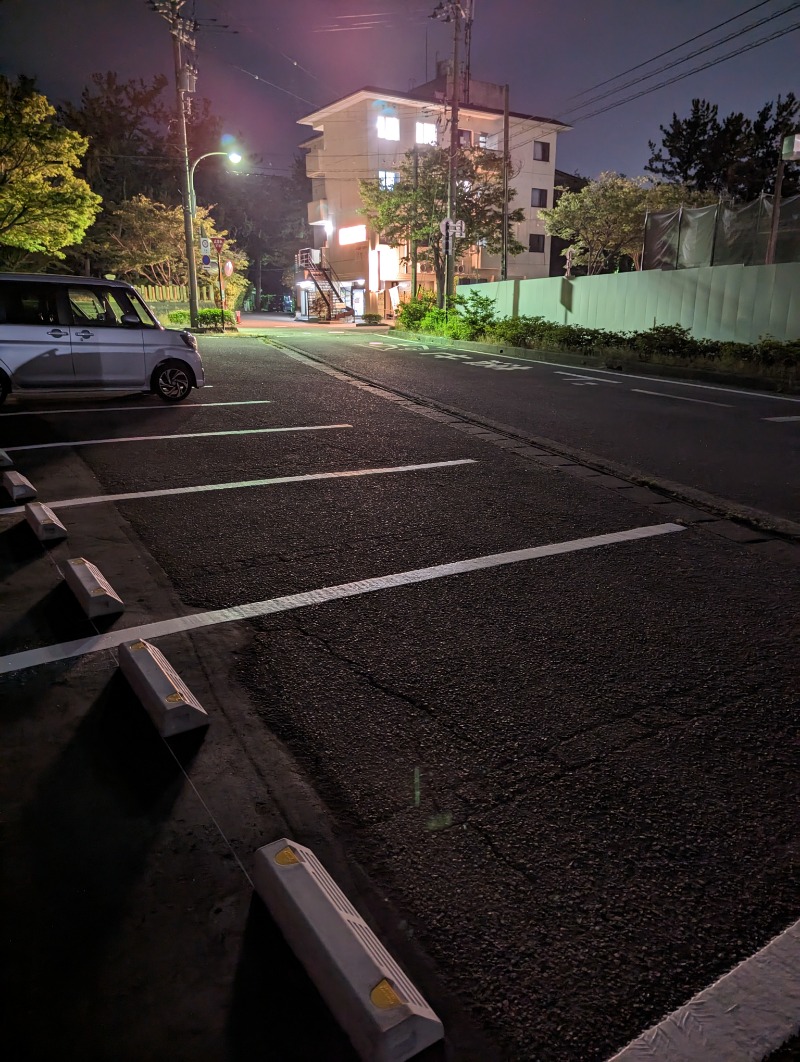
[609,916,800,1062]
[5,424,352,452]
[0,459,477,516]
[0,523,684,675]
[0,400,273,417]
[763,415,800,422]
[556,371,620,384]
[631,389,733,408]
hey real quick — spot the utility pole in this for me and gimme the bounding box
[765,155,785,266]
[411,146,419,299]
[445,12,461,304]
[501,83,510,281]
[149,1,200,329]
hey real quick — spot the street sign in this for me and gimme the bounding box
[223,260,234,277]
[782,132,800,161]
[211,236,225,252]
[439,217,453,235]
[199,236,211,256]
[439,217,465,238]
[453,219,466,238]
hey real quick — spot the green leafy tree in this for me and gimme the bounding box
[646,94,798,200]
[0,75,101,266]
[94,195,247,300]
[359,146,524,306]
[540,172,715,274]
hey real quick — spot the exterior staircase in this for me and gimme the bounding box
[297,248,354,321]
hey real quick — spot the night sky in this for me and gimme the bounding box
[1,0,797,179]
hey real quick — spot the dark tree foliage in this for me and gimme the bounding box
[646,94,798,200]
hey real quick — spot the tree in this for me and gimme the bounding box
[0,75,101,266]
[540,172,715,274]
[93,195,248,304]
[646,94,799,200]
[359,146,524,306]
[207,156,310,308]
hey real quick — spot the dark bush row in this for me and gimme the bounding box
[395,291,799,369]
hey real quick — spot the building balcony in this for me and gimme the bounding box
[305,149,324,177]
[307,198,329,226]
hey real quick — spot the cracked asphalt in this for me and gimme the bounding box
[1,334,797,1062]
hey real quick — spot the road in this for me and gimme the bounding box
[246,319,800,525]
[1,333,798,1062]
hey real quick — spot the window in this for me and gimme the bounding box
[458,129,472,148]
[0,282,59,326]
[485,132,500,151]
[477,132,488,149]
[533,140,550,162]
[529,233,545,253]
[377,114,400,141]
[67,286,145,327]
[415,121,437,146]
[531,188,548,208]
[378,170,398,190]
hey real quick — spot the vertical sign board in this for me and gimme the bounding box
[211,237,226,329]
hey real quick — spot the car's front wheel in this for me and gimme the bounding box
[152,360,193,402]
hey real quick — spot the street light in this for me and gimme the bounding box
[189,150,243,218]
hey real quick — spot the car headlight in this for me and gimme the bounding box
[180,330,198,351]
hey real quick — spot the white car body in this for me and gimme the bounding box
[0,273,205,403]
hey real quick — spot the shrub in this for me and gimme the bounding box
[455,290,498,339]
[634,323,702,361]
[396,292,436,331]
[166,308,237,329]
[361,313,382,324]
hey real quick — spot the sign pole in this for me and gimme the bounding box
[217,254,225,331]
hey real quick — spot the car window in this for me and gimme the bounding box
[68,287,115,325]
[0,282,60,326]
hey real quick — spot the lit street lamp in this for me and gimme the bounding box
[189,150,243,218]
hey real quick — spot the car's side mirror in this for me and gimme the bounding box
[120,313,141,327]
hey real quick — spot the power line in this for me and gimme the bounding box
[565,0,780,100]
[558,0,800,117]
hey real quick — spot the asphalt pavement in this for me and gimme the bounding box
[245,319,800,525]
[1,333,798,1062]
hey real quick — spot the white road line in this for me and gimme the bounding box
[5,424,352,452]
[0,523,684,675]
[631,388,733,408]
[380,335,800,402]
[0,400,272,417]
[0,459,477,516]
[609,917,800,1062]
[763,415,800,422]
[556,371,619,383]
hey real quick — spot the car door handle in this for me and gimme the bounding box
[47,328,69,338]
[74,329,94,339]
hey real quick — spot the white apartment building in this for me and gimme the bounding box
[296,69,569,318]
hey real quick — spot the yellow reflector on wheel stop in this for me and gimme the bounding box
[370,979,403,1010]
[274,845,301,866]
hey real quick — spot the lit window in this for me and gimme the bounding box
[377,114,400,141]
[339,224,367,246]
[458,129,472,148]
[531,188,548,208]
[415,121,437,146]
[529,233,545,253]
[533,140,550,162]
[477,132,488,149]
[378,170,398,190]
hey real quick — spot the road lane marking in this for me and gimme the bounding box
[609,916,800,1062]
[377,335,800,402]
[0,400,273,417]
[763,415,800,422]
[5,424,352,452]
[631,389,733,408]
[0,523,685,675]
[556,371,620,384]
[0,459,478,516]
